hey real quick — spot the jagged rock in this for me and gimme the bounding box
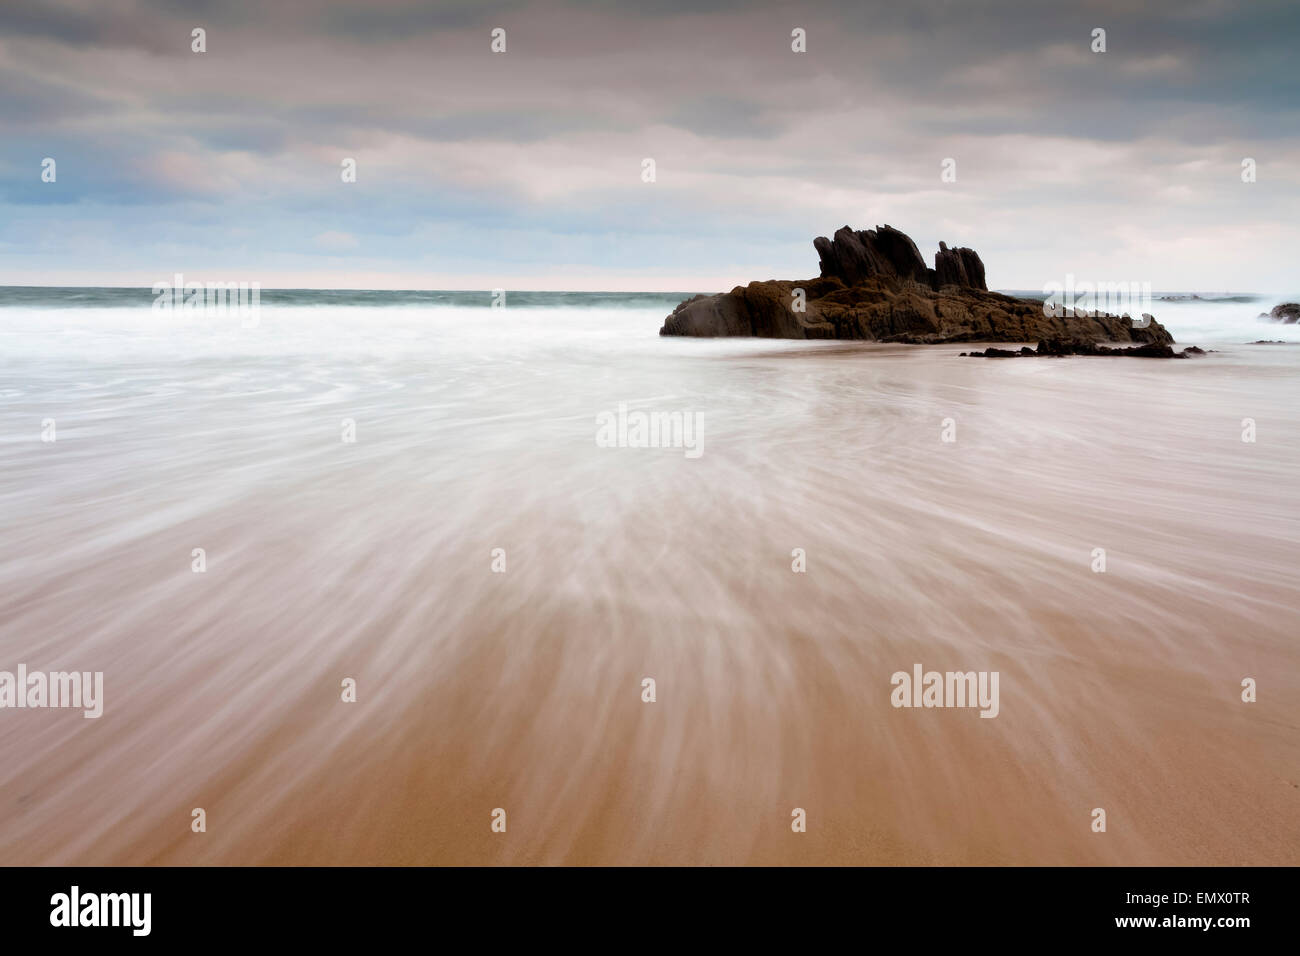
[813,225,930,286]
[660,224,1174,346]
[934,241,987,291]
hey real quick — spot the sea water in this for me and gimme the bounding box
[0,288,1297,865]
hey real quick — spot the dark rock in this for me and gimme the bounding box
[1036,337,1099,357]
[964,338,1197,358]
[934,241,987,291]
[661,224,1174,347]
[1122,343,1184,358]
[813,224,930,287]
[1263,302,1300,323]
[1034,339,1182,358]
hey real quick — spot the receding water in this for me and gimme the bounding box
[0,295,1297,864]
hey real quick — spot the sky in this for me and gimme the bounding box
[1,0,1297,292]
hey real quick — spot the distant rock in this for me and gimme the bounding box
[660,224,1174,346]
[1260,302,1300,323]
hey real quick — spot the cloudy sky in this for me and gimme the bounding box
[1,0,1297,291]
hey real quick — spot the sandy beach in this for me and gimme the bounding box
[1,301,1296,865]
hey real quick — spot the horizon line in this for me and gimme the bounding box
[0,284,1274,296]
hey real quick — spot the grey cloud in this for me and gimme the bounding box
[0,64,112,123]
[665,96,785,140]
[2,0,1298,289]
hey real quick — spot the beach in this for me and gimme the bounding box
[0,295,1297,865]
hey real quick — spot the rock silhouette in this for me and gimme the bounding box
[661,224,1174,346]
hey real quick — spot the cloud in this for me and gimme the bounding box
[0,0,1298,290]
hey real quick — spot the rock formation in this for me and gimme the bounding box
[1261,302,1300,323]
[660,224,1174,346]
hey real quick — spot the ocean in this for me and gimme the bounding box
[1,286,1297,864]
[1,285,1297,343]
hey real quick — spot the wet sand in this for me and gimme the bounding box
[1,309,1297,865]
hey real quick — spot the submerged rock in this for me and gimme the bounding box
[660,224,1174,346]
[964,338,1200,359]
[959,346,1033,357]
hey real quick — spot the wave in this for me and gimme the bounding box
[0,287,698,310]
[2,286,1297,344]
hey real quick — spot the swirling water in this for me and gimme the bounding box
[0,290,1297,864]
